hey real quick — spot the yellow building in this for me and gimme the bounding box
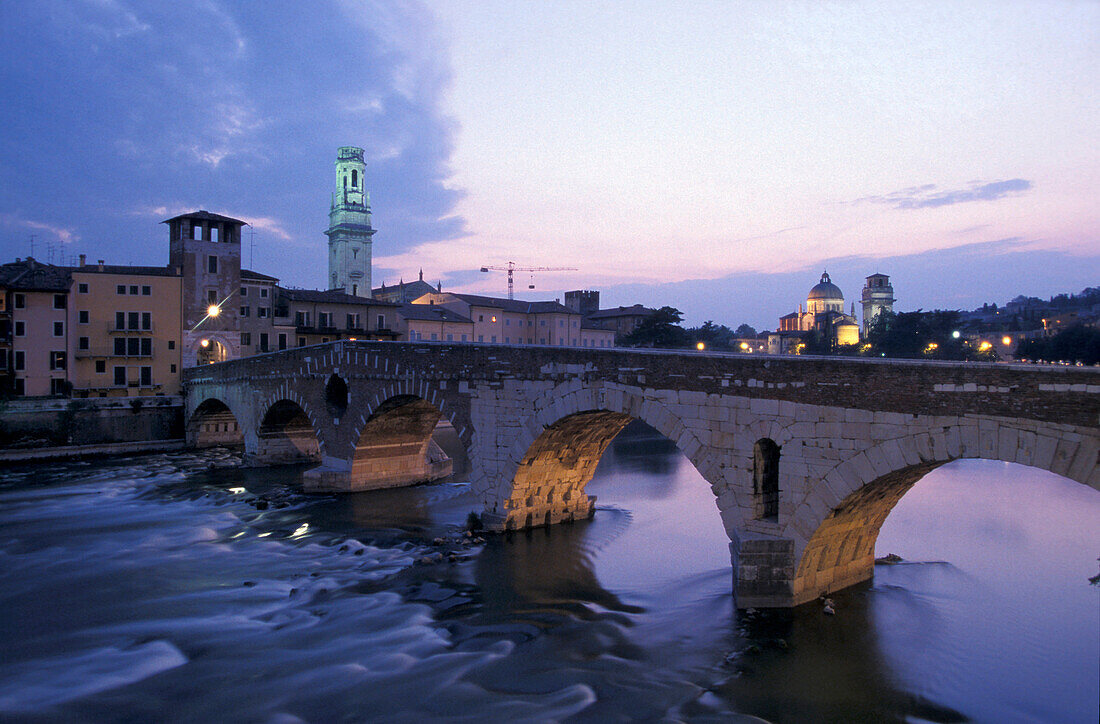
[69,261,182,397]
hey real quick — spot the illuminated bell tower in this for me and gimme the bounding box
[325,146,375,297]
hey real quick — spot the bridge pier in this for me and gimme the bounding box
[302,440,452,493]
[731,533,797,609]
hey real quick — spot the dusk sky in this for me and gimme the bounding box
[1,1,1096,328]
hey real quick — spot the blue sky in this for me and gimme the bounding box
[1,1,1096,328]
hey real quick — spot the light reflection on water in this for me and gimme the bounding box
[0,425,1096,722]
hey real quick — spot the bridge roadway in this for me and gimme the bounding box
[183,341,1100,608]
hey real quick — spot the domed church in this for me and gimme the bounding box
[776,271,861,349]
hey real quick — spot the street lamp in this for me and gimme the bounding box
[207,304,221,318]
[696,341,705,351]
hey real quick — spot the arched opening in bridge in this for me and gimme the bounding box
[324,373,349,418]
[187,398,243,448]
[256,399,321,465]
[346,395,455,492]
[791,448,1100,608]
[197,338,228,365]
[753,438,780,520]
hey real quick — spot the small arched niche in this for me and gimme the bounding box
[753,438,780,520]
[325,373,349,418]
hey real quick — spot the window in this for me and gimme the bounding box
[49,351,66,370]
[259,333,269,352]
[478,315,484,322]
[240,306,250,317]
[491,335,497,343]
[207,290,218,305]
[346,313,359,330]
[128,312,139,330]
[240,287,248,296]
[298,337,306,347]
[78,336,89,350]
[14,321,25,336]
[0,353,5,370]
[257,307,269,318]
[210,226,219,243]
[260,288,268,298]
[140,367,152,386]
[14,293,25,308]
[753,439,781,520]
[168,340,175,350]
[318,312,331,327]
[13,378,24,395]
[191,223,202,240]
[559,320,564,327]
[116,285,126,295]
[461,334,467,342]
[141,286,151,296]
[127,338,140,356]
[352,169,358,187]
[141,312,151,330]
[504,337,509,343]
[129,285,138,295]
[478,335,483,342]
[53,321,64,337]
[79,310,89,324]
[115,312,125,330]
[14,351,25,370]
[430,333,438,340]
[51,379,67,396]
[113,366,127,386]
[114,338,126,356]
[78,283,88,293]
[207,256,218,274]
[53,294,66,309]
[321,337,329,343]
[240,332,251,346]
[296,311,310,327]
[447,333,454,341]
[170,364,177,373]
[377,314,385,330]
[540,320,546,327]
[278,333,287,350]
[95,360,105,374]
[140,338,151,356]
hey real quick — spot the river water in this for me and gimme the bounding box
[1,423,1097,722]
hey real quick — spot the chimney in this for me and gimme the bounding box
[98,260,105,271]
[79,254,86,267]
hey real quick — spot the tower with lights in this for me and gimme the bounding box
[325,146,375,297]
[164,210,246,366]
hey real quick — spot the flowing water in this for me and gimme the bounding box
[0,423,1097,723]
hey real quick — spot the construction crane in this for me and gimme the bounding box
[479,261,577,299]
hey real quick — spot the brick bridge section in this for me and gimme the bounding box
[183,341,1100,608]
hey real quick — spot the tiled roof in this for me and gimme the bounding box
[71,264,176,277]
[241,269,279,282]
[0,258,71,291]
[586,304,655,320]
[398,303,472,323]
[451,293,572,315]
[162,209,248,226]
[280,288,399,306]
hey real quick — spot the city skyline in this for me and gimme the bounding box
[1,1,1096,328]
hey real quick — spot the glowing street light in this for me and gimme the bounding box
[1002,336,1012,346]
[951,330,961,339]
[207,304,221,318]
[979,341,993,352]
[200,339,210,348]
[696,341,706,351]
[739,341,750,351]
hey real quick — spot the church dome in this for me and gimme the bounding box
[808,271,843,302]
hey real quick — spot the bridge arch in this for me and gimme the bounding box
[253,397,322,466]
[186,396,245,449]
[343,392,455,491]
[482,383,717,531]
[787,418,1100,606]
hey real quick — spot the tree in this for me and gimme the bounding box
[865,310,997,361]
[1016,325,1100,365]
[685,320,736,350]
[734,323,757,338]
[622,306,689,348]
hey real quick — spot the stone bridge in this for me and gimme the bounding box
[183,341,1100,608]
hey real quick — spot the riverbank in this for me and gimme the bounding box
[0,438,187,463]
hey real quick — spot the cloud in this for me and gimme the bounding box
[857,179,1033,210]
[0,1,464,290]
[0,213,78,244]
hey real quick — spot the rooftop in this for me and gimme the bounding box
[162,209,249,226]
